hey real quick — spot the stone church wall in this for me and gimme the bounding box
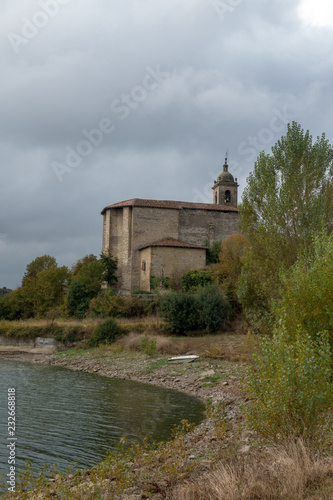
[131,207,180,291]
[178,209,239,246]
[103,204,240,293]
[150,246,206,288]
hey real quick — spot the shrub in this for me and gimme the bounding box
[88,318,123,347]
[197,285,228,332]
[0,290,27,320]
[274,230,333,345]
[206,240,222,264]
[138,333,157,356]
[161,292,198,334]
[215,233,248,312]
[181,269,213,292]
[88,289,126,318]
[244,327,333,441]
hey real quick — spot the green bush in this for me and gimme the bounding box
[181,270,213,292]
[88,318,123,347]
[138,333,157,356]
[53,326,84,345]
[197,285,228,332]
[274,230,333,345]
[244,327,333,441]
[161,285,228,334]
[161,292,198,334]
[88,289,126,318]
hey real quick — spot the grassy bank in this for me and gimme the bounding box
[1,320,333,499]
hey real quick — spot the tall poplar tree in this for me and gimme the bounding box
[238,122,333,331]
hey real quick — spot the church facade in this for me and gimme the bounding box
[101,159,240,293]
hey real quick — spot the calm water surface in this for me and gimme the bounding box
[0,360,204,476]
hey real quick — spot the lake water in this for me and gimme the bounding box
[0,359,205,479]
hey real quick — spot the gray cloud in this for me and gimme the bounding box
[1,0,333,288]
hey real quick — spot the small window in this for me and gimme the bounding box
[225,190,231,203]
[142,260,146,271]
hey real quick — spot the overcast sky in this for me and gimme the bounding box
[1,0,333,289]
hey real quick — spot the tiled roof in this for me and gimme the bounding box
[101,198,238,214]
[139,238,208,251]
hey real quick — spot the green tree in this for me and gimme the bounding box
[0,289,26,320]
[206,240,222,264]
[99,250,118,287]
[215,233,247,310]
[21,257,70,317]
[71,254,97,276]
[275,230,333,344]
[23,255,57,280]
[238,122,333,331]
[67,258,105,317]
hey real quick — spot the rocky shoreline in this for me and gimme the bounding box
[0,350,248,499]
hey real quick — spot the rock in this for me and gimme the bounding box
[239,445,251,454]
[241,430,252,442]
[199,369,215,379]
[188,454,196,460]
[222,381,229,386]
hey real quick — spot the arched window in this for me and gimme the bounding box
[225,190,231,203]
[214,192,218,204]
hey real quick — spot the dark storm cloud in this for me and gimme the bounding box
[1,0,333,288]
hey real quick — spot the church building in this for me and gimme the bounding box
[101,159,239,293]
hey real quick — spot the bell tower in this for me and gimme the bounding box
[212,157,238,207]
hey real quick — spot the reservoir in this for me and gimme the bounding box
[0,360,205,478]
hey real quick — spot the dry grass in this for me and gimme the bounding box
[117,332,187,355]
[172,440,333,500]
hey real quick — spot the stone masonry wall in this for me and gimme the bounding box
[103,205,239,292]
[178,209,239,247]
[150,246,206,288]
[131,207,180,291]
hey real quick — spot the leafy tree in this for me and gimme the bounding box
[71,254,97,276]
[244,327,333,441]
[215,233,247,309]
[275,230,333,344]
[0,287,12,297]
[99,250,118,287]
[0,289,26,320]
[21,258,70,317]
[23,255,57,280]
[67,252,118,318]
[67,260,105,318]
[206,240,222,264]
[238,122,333,331]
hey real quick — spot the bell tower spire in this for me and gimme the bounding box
[212,155,238,207]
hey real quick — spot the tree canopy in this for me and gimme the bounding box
[238,122,333,331]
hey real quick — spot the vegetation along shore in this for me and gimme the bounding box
[1,123,333,499]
